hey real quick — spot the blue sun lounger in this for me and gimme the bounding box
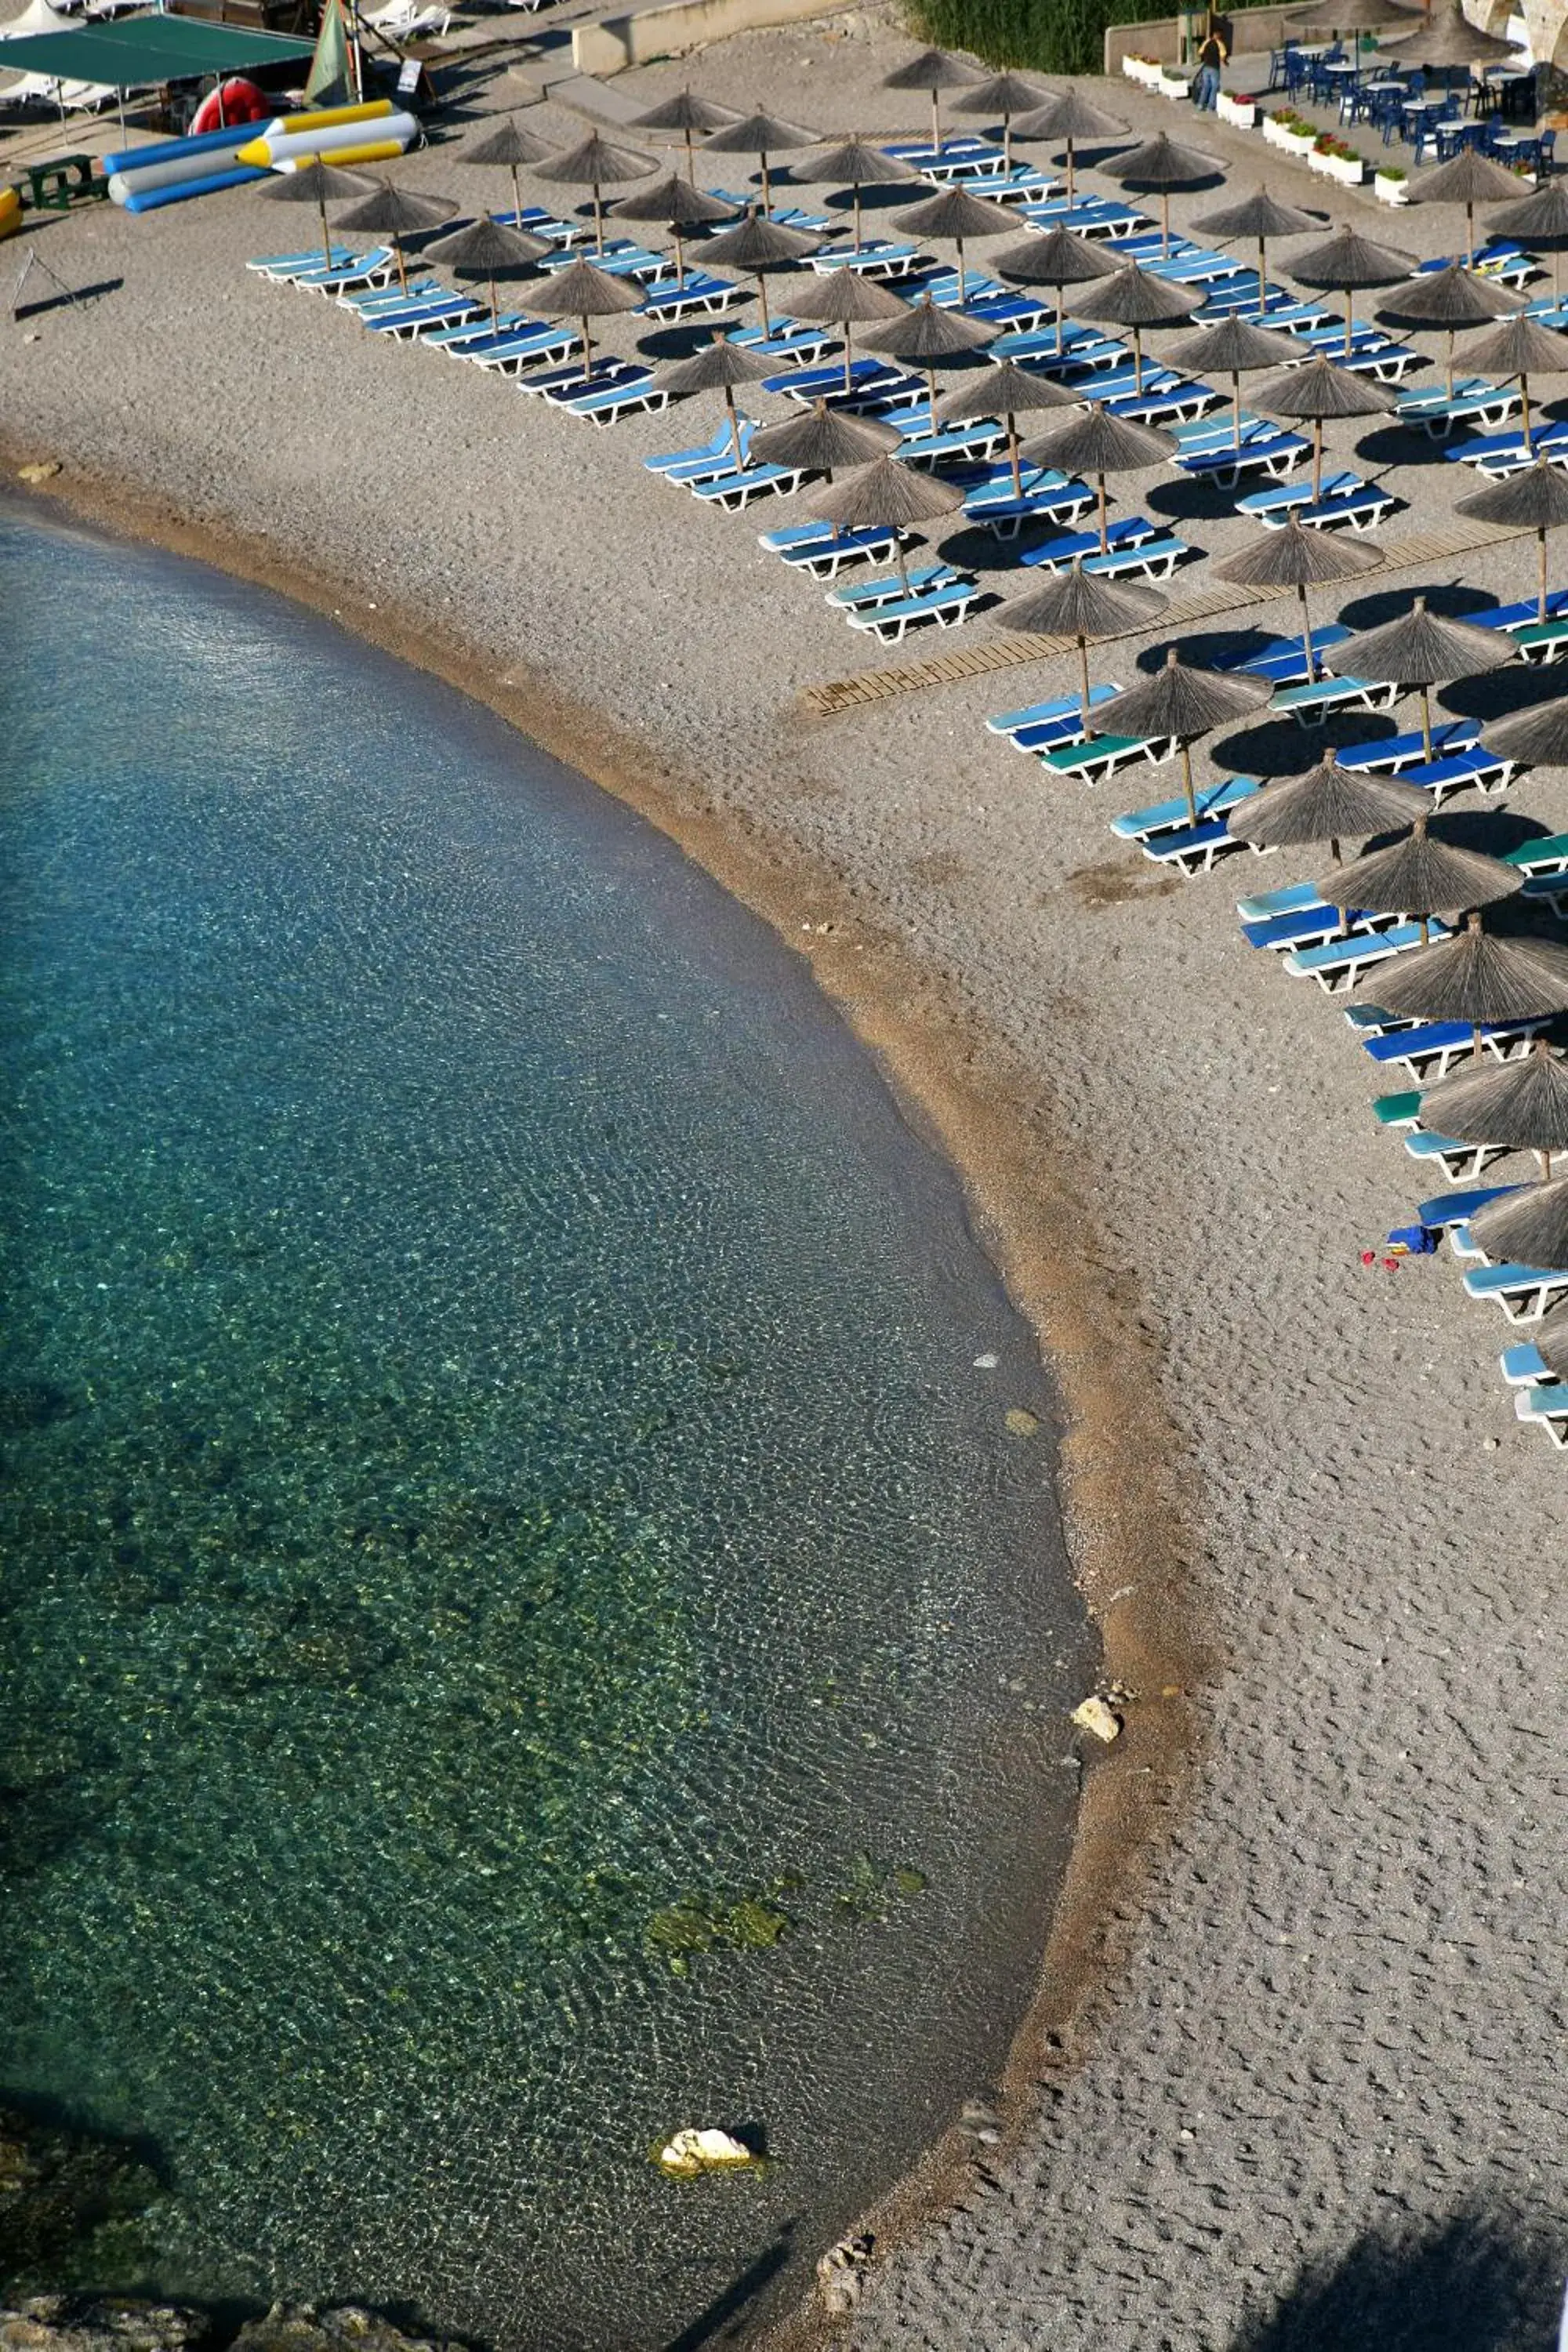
[1335,719,1479,771]
[988,684,1120,741]
[758,521,896,577]
[493,205,585,244]
[1514,1383,1568,1443]
[808,240,927,279]
[1418,1182,1521,1237]
[1465,1259,1568,1319]
[1040,729,1181,783]
[461,323,580,374]
[1239,472,1397,532]
[1445,416,1568,476]
[963,473,1096,539]
[1177,426,1311,486]
[564,372,670,425]
[686,460,807,508]
[1018,195,1150,239]
[338,274,440,314]
[1508,618,1568,666]
[248,242,361,279]
[1508,831,1568,877]
[1098,372,1221,427]
[524,357,648,401]
[845,578,979,643]
[1358,1017,1547,1083]
[1111,772,1261,843]
[637,270,747,321]
[540,238,672,283]
[365,292,485,339]
[1274,673,1401,724]
[992,322,1125,369]
[995,688,1124,755]
[646,419,756,479]
[1283,920,1435,993]
[726,319,836,365]
[830,563,963,613]
[1396,377,1519,437]
[705,190,834,233]
[1420,239,1534,288]
[1404,1126,1510,1184]
[764,358,926,412]
[292,245,400,294]
[1020,515,1158,569]
[1501,1341,1553,1385]
[882,133,1003,176]
[1294,325,1421,383]
[895,416,1010,468]
[1213,622,1352,684]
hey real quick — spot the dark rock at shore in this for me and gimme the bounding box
[0,2111,163,2293]
[0,2304,467,2352]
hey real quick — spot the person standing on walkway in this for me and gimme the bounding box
[1193,20,1228,110]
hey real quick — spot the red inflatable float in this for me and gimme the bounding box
[191,78,270,134]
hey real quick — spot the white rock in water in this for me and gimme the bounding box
[656,2126,756,2176]
[1071,1695,1123,1744]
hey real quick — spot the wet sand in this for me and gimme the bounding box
[2,11,1566,2345]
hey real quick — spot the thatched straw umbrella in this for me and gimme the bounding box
[890,182,1018,306]
[801,454,964,593]
[1462,314,1568,459]
[516,252,642,368]
[610,173,736,287]
[1323,593,1515,760]
[794,136,917,253]
[1381,260,1523,397]
[1011,87,1129,203]
[1470,1170,1568,1267]
[1381,0,1526,71]
[783,263,910,395]
[881,46,982,156]
[256,157,372,273]
[699,208,820,336]
[1455,460,1568,624]
[862,292,993,421]
[334,179,456,296]
[535,132,658,255]
[1102,647,1274,824]
[1225,747,1427,862]
[1319,811,1523,941]
[935,357,1080,495]
[1363,909,1568,1056]
[424,213,551,328]
[952,69,1051,171]
[1102,129,1222,258]
[629,89,742,182]
[1192,187,1320,325]
[750,397,900,481]
[459,114,553,224]
[994,223,1116,354]
[1214,518,1383,684]
[1290,221,1417,359]
[1486,688,1568,768]
[1251,350,1393,498]
[1422,1039,1568,1178]
[699,105,818,212]
[1406,143,1529,267]
[1018,403,1175,554]
[1179,313,1307,447]
[1489,179,1568,306]
[989,559,1168,731]
[659,336,779,470]
[1069,257,1203,394]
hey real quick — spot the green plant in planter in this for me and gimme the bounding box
[1378,163,1407,180]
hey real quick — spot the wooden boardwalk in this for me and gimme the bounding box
[799,519,1531,718]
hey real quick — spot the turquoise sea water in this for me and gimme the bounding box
[0,506,1088,2350]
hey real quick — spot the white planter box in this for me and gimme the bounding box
[1217,92,1256,126]
[1326,153,1366,184]
[1374,171,1410,203]
[1121,55,1163,85]
[1159,70,1191,97]
[1277,129,1316,159]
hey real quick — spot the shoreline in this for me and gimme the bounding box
[2,441,1210,2344]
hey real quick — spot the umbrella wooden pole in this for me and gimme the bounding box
[756,270,772,336]
[510,162,523,225]
[1520,372,1533,456]
[1065,137,1077,205]
[895,529,911,594]
[683,128,696,184]
[852,180,863,253]
[1161,187,1172,260]
[317,189,332,274]
[1179,738,1198,827]
[393,233,408,296]
[1054,281,1065,354]
[842,321,855,396]
[1465,198,1476,267]
[924,362,938,427]
[1298,581,1316,683]
[1314,417,1325,503]
[673,225,688,289]
[724,384,743,471]
[592,181,605,254]
[760,148,772,211]
[930,89,942,157]
[1541,524,1549,625]
[1133,324,1145,397]
[956,233,967,307]
[579,310,593,372]
[1096,469,1109,554]
[1004,112,1014,173]
[1419,683,1434,763]
[1256,232,1268,322]
[1446,327,1456,400]
[1231,368,1242,448]
[488,272,499,330]
[1007,412,1023,498]
[1078,633,1093,731]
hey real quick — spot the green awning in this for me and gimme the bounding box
[0,14,315,88]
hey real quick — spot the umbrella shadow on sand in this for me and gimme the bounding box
[1334,580,1497,629]
[1210,707,1404,777]
[1229,2206,1562,2352]
[1440,662,1568,725]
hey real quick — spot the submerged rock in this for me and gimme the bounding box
[655,2129,759,2179]
[0,2109,163,2292]
[0,2306,463,2352]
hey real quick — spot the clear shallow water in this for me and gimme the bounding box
[0,506,1089,2350]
